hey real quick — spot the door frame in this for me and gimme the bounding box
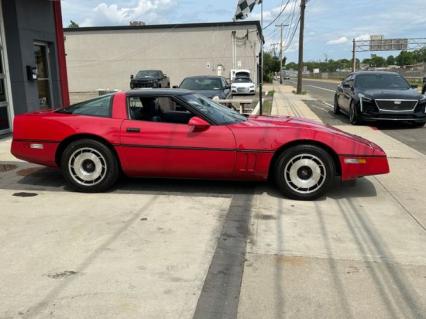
[34,41,54,109]
[0,0,15,134]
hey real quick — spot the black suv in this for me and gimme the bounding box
[130,70,170,89]
[334,71,426,127]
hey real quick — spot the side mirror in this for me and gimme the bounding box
[342,83,350,88]
[188,116,210,132]
[130,74,134,80]
[411,84,418,89]
[172,85,179,89]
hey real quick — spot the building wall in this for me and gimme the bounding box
[64,24,261,92]
[2,0,62,114]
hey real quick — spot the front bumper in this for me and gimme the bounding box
[339,155,390,181]
[232,87,256,95]
[359,99,426,122]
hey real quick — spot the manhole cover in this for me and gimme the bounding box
[0,164,17,173]
[12,192,39,197]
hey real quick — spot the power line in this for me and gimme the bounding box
[263,0,291,30]
[284,15,300,50]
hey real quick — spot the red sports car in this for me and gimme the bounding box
[11,89,390,200]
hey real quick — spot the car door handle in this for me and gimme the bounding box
[126,127,140,133]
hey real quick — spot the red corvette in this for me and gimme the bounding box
[11,89,390,200]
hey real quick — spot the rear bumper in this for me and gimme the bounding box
[339,155,390,181]
[11,140,59,167]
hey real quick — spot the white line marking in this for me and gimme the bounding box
[306,84,336,93]
[322,101,334,109]
[286,80,336,93]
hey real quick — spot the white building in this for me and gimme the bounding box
[64,21,263,93]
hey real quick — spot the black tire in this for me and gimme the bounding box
[412,121,426,128]
[333,95,340,114]
[273,145,336,200]
[349,101,360,125]
[60,139,119,192]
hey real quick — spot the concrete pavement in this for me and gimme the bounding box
[1,86,426,318]
[237,83,426,319]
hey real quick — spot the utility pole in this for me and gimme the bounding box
[352,38,356,72]
[259,0,264,115]
[276,23,288,84]
[296,0,306,94]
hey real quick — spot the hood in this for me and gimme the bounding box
[246,115,375,146]
[191,90,225,99]
[360,88,422,100]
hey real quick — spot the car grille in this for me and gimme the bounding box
[134,82,155,88]
[237,87,248,92]
[375,99,418,112]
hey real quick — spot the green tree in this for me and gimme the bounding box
[263,52,280,82]
[386,55,395,65]
[68,20,79,28]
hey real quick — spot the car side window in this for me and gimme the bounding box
[128,96,193,124]
[58,94,112,117]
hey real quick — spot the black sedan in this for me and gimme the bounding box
[334,71,426,127]
[178,76,232,100]
[130,70,170,89]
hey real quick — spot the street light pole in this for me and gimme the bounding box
[276,23,288,84]
[296,0,306,94]
[352,38,356,72]
[259,0,264,115]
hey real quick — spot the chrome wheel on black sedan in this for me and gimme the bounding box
[60,139,119,192]
[274,145,335,200]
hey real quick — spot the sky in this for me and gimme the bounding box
[61,0,426,63]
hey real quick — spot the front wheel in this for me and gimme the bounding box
[333,95,340,114]
[60,139,120,192]
[349,101,361,125]
[412,121,426,128]
[274,145,336,200]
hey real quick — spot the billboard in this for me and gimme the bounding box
[369,35,408,51]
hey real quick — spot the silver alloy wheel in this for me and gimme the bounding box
[284,153,326,194]
[68,147,107,186]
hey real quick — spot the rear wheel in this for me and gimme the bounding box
[333,95,340,114]
[274,145,335,200]
[60,139,119,192]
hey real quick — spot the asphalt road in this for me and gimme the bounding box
[285,78,426,155]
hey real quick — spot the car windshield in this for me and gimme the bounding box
[234,78,252,83]
[236,72,250,78]
[180,94,247,125]
[356,74,411,90]
[136,70,161,78]
[180,78,223,91]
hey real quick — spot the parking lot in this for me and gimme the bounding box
[1,84,426,319]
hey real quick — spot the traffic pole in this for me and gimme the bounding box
[296,0,306,94]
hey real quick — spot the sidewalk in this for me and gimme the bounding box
[237,83,426,319]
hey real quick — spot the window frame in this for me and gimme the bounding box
[126,95,198,125]
[56,94,114,118]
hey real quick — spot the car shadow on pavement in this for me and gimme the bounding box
[0,161,378,199]
[0,161,260,197]
[262,177,377,200]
